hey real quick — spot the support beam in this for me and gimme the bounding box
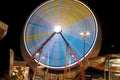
[60,33,85,80]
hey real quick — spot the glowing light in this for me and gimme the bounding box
[54,25,62,33]
[36,52,39,56]
[111,64,120,67]
[80,32,90,36]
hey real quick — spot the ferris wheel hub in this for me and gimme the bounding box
[54,25,62,33]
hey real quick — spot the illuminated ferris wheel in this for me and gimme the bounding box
[21,0,101,72]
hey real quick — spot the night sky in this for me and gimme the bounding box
[0,0,120,72]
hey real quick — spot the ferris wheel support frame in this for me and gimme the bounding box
[25,30,85,79]
[60,33,85,79]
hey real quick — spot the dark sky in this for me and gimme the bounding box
[0,0,120,71]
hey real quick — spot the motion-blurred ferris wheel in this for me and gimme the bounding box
[21,0,101,71]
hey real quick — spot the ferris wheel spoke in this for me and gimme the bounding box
[26,32,52,42]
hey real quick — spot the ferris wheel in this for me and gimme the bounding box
[21,0,101,71]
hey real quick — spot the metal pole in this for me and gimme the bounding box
[104,64,106,80]
[83,35,86,80]
[80,32,90,80]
